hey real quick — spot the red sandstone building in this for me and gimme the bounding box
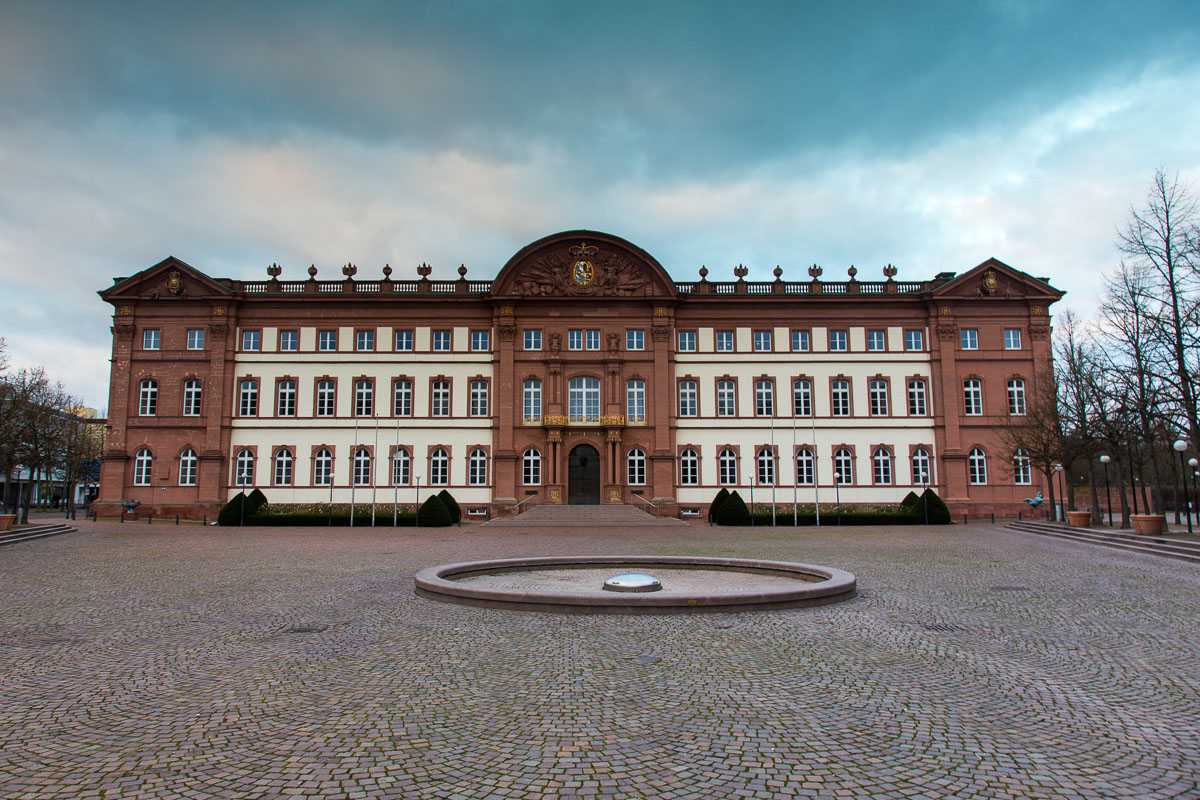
[95,230,1063,520]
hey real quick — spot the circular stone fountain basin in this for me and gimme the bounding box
[414,556,856,614]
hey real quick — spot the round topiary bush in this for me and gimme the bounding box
[708,487,730,522]
[715,490,751,526]
[437,489,461,523]
[417,494,453,527]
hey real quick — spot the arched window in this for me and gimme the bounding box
[234,449,254,487]
[795,448,814,485]
[626,380,646,423]
[969,447,988,484]
[133,448,153,485]
[274,450,293,486]
[353,448,372,486]
[523,380,542,422]
[392,450,410,486]
[834,448,853,484]
[469,448,488,485]
[963,379,983,416]
[1007,379,1027,415]
[430,448,448,485]
[1013,449,1031,485]
[314,449,333,486]
[138,380,158,416]
[869,380,889,416]
[522,448,541,486]
[568,377,601,423]
[831,380,851,416]
[277,380,297,417]
[679,449,698,485]
[873,448,892,485]
[238,380,258,417]
[627,448,646,485]
[912,448,931,486]
[470,381,489,417]
[182,379,202,416]
[178,449,197,486]
[757,448,775,485]
[718,448,738,485]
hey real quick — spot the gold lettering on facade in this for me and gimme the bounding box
[939,305,952,316]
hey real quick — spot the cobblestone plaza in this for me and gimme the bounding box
[2,520,1197,799]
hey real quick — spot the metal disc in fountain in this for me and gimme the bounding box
[603,573,663,593]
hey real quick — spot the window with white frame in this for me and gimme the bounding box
[568,329,583,350]
[568,377,600,422]
[834,449,853,484]
[143,329,161,350]
[964,379,983,415]
[626,329,644,350]
[1013,449,1032,484]
[432,330,451,351]
[680,449,698,485]
[677,331,696,352]
[755,379,774,416]
[791,330,810,352]
[316,380,335,417]
[241,330,260,351]
[314,449,333,486]
[831,379,851,416]
[524,329,542,350]
[186,329,204,350]
[471,330,490,351]
[469,380,489,417]
[354,379,374,417]
[178,449,197,486]
[626,379,646,423]
[586,329,600,350]
[968,448,987,484]
[717,380,736,417]
[430,449,448,485]
[277,380,296,417]
[753,330,772,352]
[392,450,410,486]
[961,329,978,350]
[393,379,412,416]
[757,449,775,486]
[718,448,738,485]
[866,330,886,351]
[182,379,202,416]
[469,449,488,486]
[134,448,153,486]
[793,379,812,416]
[234,449,254,487]
[523,448,541,485]
[319,330,337,351]
[1007,378,1026,415]
[356,330,375,352]
[869,379,889,416]
[431,380,450,417]
[796,448,814,485]
[279,330,298,351]
[1004,328,1022,350]
[912,448,931,486]
[678,380,697,417]
[274,450,293,486]
[523,379,542,422]
[394,329,413,351]
[715,331,734,352]
[908,379,927,416]
[627,448,646,485]
[873,448,892,485]
[353,448,372,486]
[829,330,848,351]
[238,379,258,417]
[139,380,158,416]
[905,330,924,351]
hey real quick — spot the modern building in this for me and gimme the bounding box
[95,230,1062,520]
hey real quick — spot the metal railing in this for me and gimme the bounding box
[511,494,538,516]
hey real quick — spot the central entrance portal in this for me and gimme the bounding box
[568,444,601,505]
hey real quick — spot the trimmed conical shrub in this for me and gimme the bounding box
[417,494,453,527]
[708,487,730,522]
[217,492,248,526]
[901,491,921,511]
[437,489,461,523]
[715,490,751,526]
[920,488,952,524]
[247,488,269,514]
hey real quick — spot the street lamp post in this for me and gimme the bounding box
[1173,440,1192,535]
[1099,455,1112,526]
[1190,457,1199,528]
[1054,464,1065,522]
[749,474,755,526]
[238,471,249,526]
[415,474,422,528]
[834,471,842,526]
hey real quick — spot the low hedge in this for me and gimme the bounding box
[247,511,418,527]
[747,510,927,526]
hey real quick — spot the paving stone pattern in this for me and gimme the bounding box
[1,520,1198,799]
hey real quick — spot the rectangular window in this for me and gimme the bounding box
[319,330,337,351]
[523,380,542,422]
[793,379,812,416]
[316,380,335,417]
[715,331,734,352]
[1005,328,1022,350]
[186,329,204,350]
[568,329,583,350]
[755,380,774,416]
[354,380,374,417]
[356,330,375,352]
[393,379,412,416]
[964,379,983,415]
[717,380,736,417]
[138,381,157,416]
[524,329,542,351]
[586,329,600,350]
[753,331,772,352]
[626,380,646,423]
[626,329,644,350]
[182,380,202,416]
[831,379,851,416]
[678,380,697,417]
[829,330,847,351]
[867,330,886,351]
[394,329,413,351]
[432,330,451,351]
[239,380,258,417]
[905,330,924,351]
[279,330,298,351]
[470,380,489,417]
[1008,379,1027,415]
[241,330,260,351]
[143,329,161,350]
[274,452,293,486]
[471,330,490,351]
[277,380,296,417]
[907,379,927,416]
[677,331,697,352]
[961,329,979,350]
[791,330,810,352]
[431,380,450,416]
[869,379,889,416]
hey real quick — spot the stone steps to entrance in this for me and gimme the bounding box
[486,503,688,527]
[1005,520,1200,563]
[0,523,79,548]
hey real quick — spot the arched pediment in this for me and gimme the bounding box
[491,231,676,298]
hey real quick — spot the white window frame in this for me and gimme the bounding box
[393,379,412,417]
[314,449,333,486]
[522,448,541,485]
[471,330,490,352]
[143,329,161,350]
[470,380,489,417]
[905,330,924,351]
[795,449,814,485]
[431,380,451,417]
[831,380,851,417]
[353,448,372,486]
[524,329,542,351]
[1004,328,1022,350]
[834,449,853,484]
[757,449,775,486]
[523,379,542,423]
[718,448,738,485]
[468,449,488,486]
[961,329,979,350]
[625,329,644,351]
[394,329,413,351]
[829,330,848,352]
[678,380,697,417]
[717,380,736,417]
[869,379,889,416]
[679,449,699,485]
[715,331,734,352]
[319,330,337,351]
[432,330,451,351]
[755,380,774,417]
[753,331,772,352]
[276,380,296,417]
[912,448,931,486]
[791,330,810,352]
[964,379,983,416]
[908,379,927,416]
[969,448,988,484]
[1007,379,1026,416]
[238,380,258,417]
[138,380,158,417]
[429,449,449,486]
[354,379,374,417]
[356,330,375,352]
[186,329,204,350]
[133,449,153,486]
[677,331,697,352]
[274,450,293,486]
[626,379,646,423]
[279,330,298,351]
[316,380,335,417]
[241,330,260,351]
[873,448,892,485]
[392,450,411,486]
[627,448,646,485]
[178,449,197,486]
[866,330,886,351]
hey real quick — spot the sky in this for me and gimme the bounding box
[1,0,1198,411]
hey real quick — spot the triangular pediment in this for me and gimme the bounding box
[933,258,1063,301]
[491,230,676,299]
[99,256,234,303]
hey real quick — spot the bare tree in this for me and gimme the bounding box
[1000,368,1064,519]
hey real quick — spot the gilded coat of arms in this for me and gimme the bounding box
[166,270,184,295]
[982,270,998,295]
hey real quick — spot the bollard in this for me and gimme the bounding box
[93,510,97,522]
[148,513,152,525]
[1019,511,1023,521]
[963,512,967,525]
[120,509,125,523]
[203,515,207,526]
[991,512,995,524]
[176,514,180,526]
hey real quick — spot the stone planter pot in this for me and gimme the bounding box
[0,514,16,531]
[1130,514,1166,536]
[1066,510,1092,528]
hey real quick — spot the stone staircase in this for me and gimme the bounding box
[1006,519,1200,563]
[486,503,688,527]
[0,522,79,548]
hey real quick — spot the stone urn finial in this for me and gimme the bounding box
[847,265,858,280]
[342,263,357,279]
[698,265,708,281]
[382,264,392,279]
[882,263,898,280]
[416,262,432,279]
[808,263,823,279]
[733,264,749,280]
[266,263,282,279]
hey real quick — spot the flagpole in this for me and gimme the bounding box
[393,398,401,527]
[811,389,820,527]
[770,396,776,526]
[350,413,358,527]
[792,381,797,526]
[371,405,379,526]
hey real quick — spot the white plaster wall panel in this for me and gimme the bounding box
[848,327,865,351]
[415,327,430,351]
[453,326,469,352]
[888,326,904,351]
[812,327,828,352]
[338,326,353,352]
[698,327,714,351]
[262,327,278,352]
[735,327,752,352]
[299,327,316,350]
[379,326,393,352]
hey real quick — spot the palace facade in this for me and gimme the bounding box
[95,230,1062,520]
